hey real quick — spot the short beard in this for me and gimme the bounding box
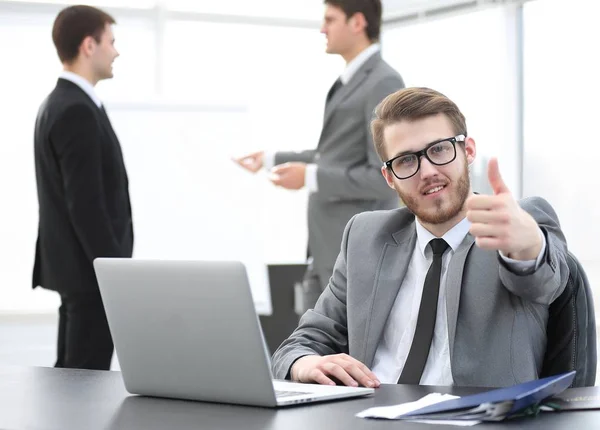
[396,163,470,225]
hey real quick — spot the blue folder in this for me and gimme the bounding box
[402,371,576,420]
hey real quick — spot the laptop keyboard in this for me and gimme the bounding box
[275,390,308,398]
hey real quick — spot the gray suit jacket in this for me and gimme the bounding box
[271,197,570,387]
[274,52,404,286]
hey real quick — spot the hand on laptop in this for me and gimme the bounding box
[291,354,381,388]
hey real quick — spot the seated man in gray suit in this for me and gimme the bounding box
[271,87,569,388]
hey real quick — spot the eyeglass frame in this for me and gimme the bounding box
[383,134,467,180]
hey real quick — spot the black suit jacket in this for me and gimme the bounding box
[32,78,134,294]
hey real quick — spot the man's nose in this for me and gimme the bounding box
[419,156,439,179]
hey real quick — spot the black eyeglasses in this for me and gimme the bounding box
[383,134,466,180]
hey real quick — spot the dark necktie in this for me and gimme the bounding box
[326,77,343,103]
[398,238,450,384]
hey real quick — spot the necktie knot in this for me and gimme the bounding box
[430,238,449,256]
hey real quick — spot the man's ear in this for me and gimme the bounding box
[381,165,396,189]
[464,136,476,165]
[349,12,367,35]
[79,35,96,58]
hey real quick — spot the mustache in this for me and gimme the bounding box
[419,180,448,194]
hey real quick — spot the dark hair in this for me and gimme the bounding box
[324,0,382,42]
[52,5,116,63]
[371,87,468,161]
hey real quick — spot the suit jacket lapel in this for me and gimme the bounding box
[362,222,417,367]
[446,234,476,362]
[321,53,381,133]
[98,106,120,144]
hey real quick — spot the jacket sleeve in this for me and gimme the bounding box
[274,149,317,165]
[315,75,404,200]
[50,104,122,263]
[271,215,357,379]
[498,196,569,305]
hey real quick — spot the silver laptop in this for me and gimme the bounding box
[93,259,374,407]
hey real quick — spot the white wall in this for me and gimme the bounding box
[1,0,598,320]
[382,7,521,195]
[523,0,600,301]
[0,12,62,313]
[0,4,340,313]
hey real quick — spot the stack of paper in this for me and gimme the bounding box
[357,371,575,425]
[356,393,481,426]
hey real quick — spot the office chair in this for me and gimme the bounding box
[258,264,307,355]
[541,251,597,387]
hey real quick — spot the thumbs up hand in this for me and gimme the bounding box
[466,158,542,260]
[487,157,510,196]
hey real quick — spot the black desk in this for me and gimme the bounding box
[0,366,596,430]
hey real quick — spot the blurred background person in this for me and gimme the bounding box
[234,0,404,313]
[32,5,134,370]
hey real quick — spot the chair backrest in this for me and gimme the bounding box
[258,264,306,355]
[541,252,597,387]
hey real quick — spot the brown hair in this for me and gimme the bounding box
[52,5,116,63]
[371,87,467,161]
[325,0,381,42]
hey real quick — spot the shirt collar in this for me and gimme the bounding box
[59,71,102,108]
[340,43,380,85]
[415,217,472,258]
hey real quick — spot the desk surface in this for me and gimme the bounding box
[0,366,597,430]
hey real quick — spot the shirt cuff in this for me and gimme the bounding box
[498,228,547,273]
[305,163,318,193]
[263,151,276,170]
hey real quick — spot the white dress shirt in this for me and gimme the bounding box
[339,43,381,85]
[371,218,547,385]
[264,44,382,192]
[59,71,102,108]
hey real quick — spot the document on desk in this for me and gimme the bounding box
[358,371,576,425]
[356,393,480,426]
[542,386,600,411]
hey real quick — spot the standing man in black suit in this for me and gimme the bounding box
[33,5,133,370]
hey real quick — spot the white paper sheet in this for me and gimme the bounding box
[356,393,460,419]
[356,393,482,426]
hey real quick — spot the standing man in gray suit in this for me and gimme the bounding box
[234,0,404,311]
[271,87,569,388]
